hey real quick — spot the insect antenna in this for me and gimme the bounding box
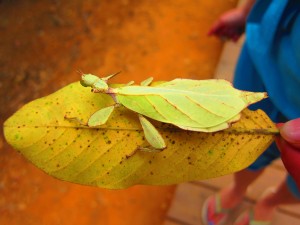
[76,69,84,76]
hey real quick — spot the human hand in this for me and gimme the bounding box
[276,118,300,188]
[208,8,247,42]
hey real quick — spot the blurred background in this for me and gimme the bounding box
[0,0,243,224]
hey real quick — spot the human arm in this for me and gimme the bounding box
[208,0,256,42]
[276,118,300,188]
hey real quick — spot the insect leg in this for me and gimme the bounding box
[88,105,115,127]
[102,71,121,82]
[125,80,135,86]
[140,77,154,86]
[64,115,87,126]
[138,114,166,151]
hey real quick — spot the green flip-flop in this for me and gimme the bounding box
[234,210,271,225]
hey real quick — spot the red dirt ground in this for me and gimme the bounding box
[0,1,236,224]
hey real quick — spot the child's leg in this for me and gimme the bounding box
[218,169,265,209]
[234,175,300,225]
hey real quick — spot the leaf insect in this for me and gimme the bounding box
[79,72,267,151]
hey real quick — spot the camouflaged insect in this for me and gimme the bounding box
[80,72,267,150]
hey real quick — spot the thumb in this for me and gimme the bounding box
[279,118,300,148]
[276,137,300,188]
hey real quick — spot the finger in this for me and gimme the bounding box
[207,21,225,36]
[211,27,232,40]
[231,36,239,42]
[279,118,300,148]
[218,28,238,42]
[276,137,300,187]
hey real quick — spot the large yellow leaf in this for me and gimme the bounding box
[4,82,278,189]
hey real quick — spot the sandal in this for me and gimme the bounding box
[233,209,271,225]
[201,194,231,225]
[234,187,276,225]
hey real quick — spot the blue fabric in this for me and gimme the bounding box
[234,45,289,122]
[234,0,300,198]
[247,143,281,171]
[287,176,300,199]
[245,0,300,120]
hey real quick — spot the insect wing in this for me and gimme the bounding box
[115,79,266,132]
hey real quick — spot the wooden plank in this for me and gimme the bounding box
[162,219,185,225]
[214,36,244,80]
[167,183,207,225]
[166,182,300,225]
[272,211,300,225]
[166,183,252,225]
[271,159,286,171]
